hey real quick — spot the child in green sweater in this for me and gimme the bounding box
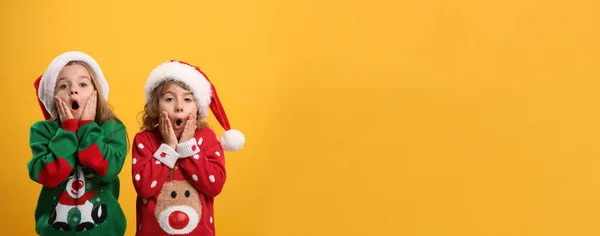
[28,51,128,236]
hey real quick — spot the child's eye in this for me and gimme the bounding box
[58,84,69,89]
[184,98,193,102]
[80,83,88,87]
[166,98,174,102]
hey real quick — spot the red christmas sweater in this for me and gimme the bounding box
[132,127,226,236]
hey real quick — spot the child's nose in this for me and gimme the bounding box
[175,103,184,112]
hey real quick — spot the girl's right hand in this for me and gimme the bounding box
[160,111,178,149]
[54,96,74,122]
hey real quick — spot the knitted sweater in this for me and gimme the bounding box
[28,119,128,236]
[132,128,226,236]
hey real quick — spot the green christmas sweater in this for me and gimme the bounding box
[28,119,128,236]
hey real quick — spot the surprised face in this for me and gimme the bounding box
[53,63,96,121]
[157,82,199,139]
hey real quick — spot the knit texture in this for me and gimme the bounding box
[28,119,128,236]
[132,128,225,236]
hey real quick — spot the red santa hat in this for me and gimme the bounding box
[145,60,245,152]
[33,51,109,120]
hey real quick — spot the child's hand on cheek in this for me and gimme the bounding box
[80,91,97,121]
[160,111,178,149]
[179,113,197,143]
[54,96,74,122]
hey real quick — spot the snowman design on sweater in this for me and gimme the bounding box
[49,166,108,232]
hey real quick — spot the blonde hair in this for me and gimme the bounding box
[140,80,208,132]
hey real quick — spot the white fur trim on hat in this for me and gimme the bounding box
[145,61,213,120]
[38,51,109,119]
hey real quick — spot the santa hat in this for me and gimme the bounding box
[33,51,109,120]
[145,60,245,152]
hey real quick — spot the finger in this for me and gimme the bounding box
[166,116,173,131]
[62,100,74,118]
[84,95,91,114]
[60,100,68,118]
[92,91,97,109]
[192,113,197,127]
[184,114,191,129]
[56,98,64,120]
[167,118,176,135]
[55,97,63,114]
[159,112,162,130]
[85,92,95,117]
[183,119,189,132]
[164,112,172,128]
[54,97,60,111]
[163,112,171,133]
[185,114,193,130]
[160,112,166,132]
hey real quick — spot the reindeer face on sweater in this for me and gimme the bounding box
[155,179,202,234]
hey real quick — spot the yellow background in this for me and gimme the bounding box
[1,0,599,235]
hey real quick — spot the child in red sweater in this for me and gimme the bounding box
[132,60,245,235]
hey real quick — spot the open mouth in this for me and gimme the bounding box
[71,101,80,110]
[175,119,183,128]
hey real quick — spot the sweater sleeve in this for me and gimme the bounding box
[27,120,78,188]
[131,132,173,199]
[76,120,128,183]
[179,128,227,198]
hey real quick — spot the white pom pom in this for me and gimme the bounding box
[220,129,245,151]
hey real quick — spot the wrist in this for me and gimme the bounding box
[78,119,94,126]
[154,144,180,169]
[176,138,199,158]
[61,119,79,132]
[179,137,190,144]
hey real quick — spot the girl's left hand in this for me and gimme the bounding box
[179,113,197,143]
[80,91,97,121]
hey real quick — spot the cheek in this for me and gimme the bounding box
[81,88,95,98]
[187,104,198,114]
[54,89,67,97]
[80,97,91,106]
[157,103,169,112]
